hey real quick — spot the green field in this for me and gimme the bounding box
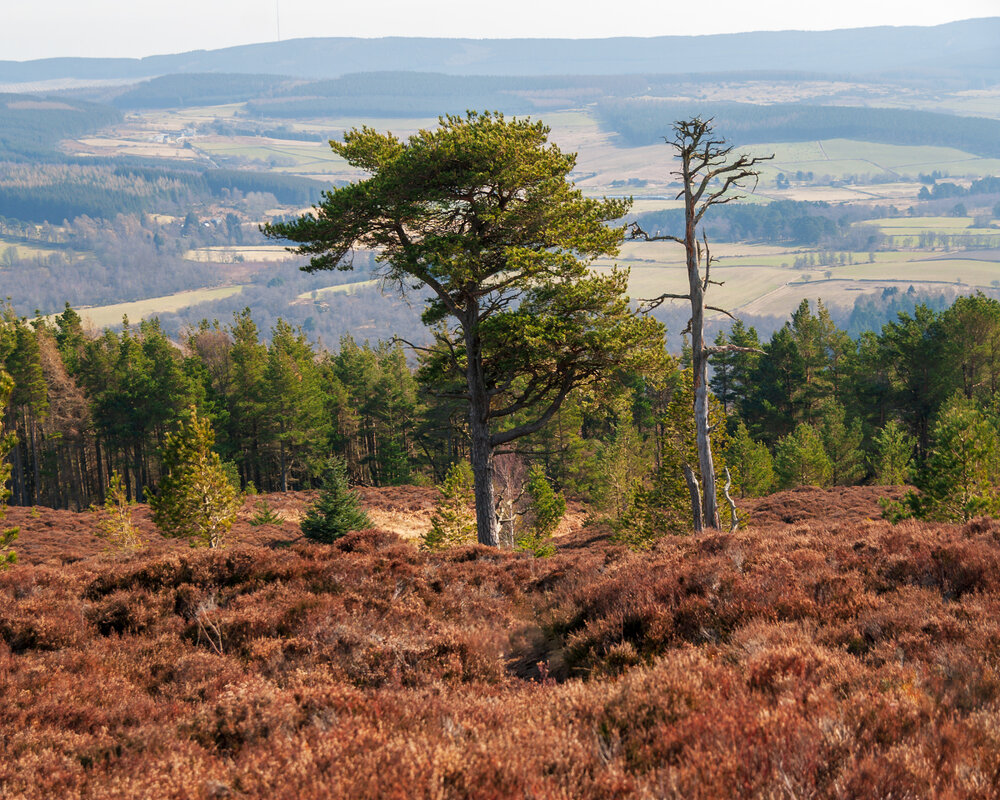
[74,286,244,328]
[592,238,1000,319]
[741,139,1000,181]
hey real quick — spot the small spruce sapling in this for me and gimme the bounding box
[422,463,476,550]
[149,407,241,549]
[94,470,143,550]
[249,498,284,526]
[301,457,370,543]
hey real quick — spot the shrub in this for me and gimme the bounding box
[300,457,370,543]
[149,407,241,548]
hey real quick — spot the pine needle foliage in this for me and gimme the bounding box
[516,465,565,557]
[94,470,143,550]
[871,420,915,486]
[300,457,371,543]
[422,463,476,551]
[149,407,241,549]
[0,371,17,570]
[884,394,1000,522]
[774,423,833,489]
[726,420,775,498]
[249,498,284,527]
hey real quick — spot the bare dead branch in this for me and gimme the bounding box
[723,467,740,533]
[626,221,684,245]
[705,305,737,320]
[704,344,766,356]
[637,292,692,313]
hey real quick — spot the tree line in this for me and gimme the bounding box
[2,291,1000,526]
[597,99,1000,158]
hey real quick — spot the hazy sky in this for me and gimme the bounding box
[5,0,998,61]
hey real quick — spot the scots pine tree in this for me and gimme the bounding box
[887,395,1000,522]
[300,457,371,543]
[94,470,143,550]
[516,465,565,557]
[726,420,775,497]
[774,423,832,489]
[819,401,865,486]
[871,420,915,485]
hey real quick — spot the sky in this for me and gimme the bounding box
[4,0,999,61]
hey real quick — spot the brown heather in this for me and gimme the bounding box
[5,486,1000,798]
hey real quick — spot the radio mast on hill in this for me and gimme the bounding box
[276,0,281,41]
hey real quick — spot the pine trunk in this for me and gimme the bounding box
[464,318,500,547]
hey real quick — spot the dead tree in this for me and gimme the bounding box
[630,117,770,531]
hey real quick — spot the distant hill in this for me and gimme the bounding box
[1,18,998,83]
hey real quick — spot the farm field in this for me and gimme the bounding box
[595,242,1000,318]
[73,285,244,328]
[185,245,305,263]
[0,235,74,260]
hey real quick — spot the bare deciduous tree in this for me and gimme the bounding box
[630,117,770,531]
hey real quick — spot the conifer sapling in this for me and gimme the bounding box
[149,407,241,548]
[422,463,476,550]
[94,470,143,550]
[301,457,371,543]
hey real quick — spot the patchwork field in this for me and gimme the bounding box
[74,285,245,329]
[594,240,1000,318]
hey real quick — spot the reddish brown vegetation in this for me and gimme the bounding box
[4,488,1000,798]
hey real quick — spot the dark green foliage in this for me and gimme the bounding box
[884,395,1000,522]
[300,458,371,543]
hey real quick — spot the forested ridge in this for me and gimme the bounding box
[598,99,1000,156]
